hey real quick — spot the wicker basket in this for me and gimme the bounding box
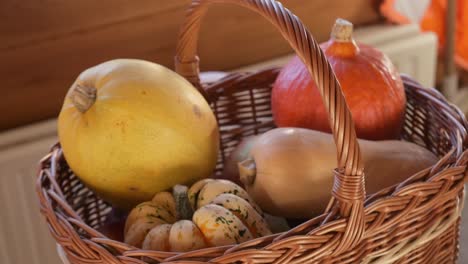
[37,0,468,263]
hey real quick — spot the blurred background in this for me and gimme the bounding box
[0,0,466,263]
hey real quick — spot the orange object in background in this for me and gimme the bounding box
[381,0,468,70]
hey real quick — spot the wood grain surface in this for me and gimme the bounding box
[0,0,380,131]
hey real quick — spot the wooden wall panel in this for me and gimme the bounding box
[0,0,380,131]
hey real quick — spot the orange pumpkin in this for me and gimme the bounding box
[271,19,406,140]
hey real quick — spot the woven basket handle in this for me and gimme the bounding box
[175,0,366,251]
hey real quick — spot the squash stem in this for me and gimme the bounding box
[69,84,97,113]
[238,158,257,186]
[173,185,194,220]
[331,18,353,42]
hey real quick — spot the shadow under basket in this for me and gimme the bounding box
[37,0,468,263]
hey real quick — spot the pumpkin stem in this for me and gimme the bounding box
[238,158,257,186]
[173,185,194,220]
[69,84,97,113]
[331,18,353,42]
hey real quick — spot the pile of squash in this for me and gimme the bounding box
[58,19,437,252]
[125,179,272,251]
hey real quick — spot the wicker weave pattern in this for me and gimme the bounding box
[36,0,468,263]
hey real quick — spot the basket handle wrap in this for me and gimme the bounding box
[175,0,365,252]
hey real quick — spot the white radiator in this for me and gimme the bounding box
[354,24,437,88]
[0,120,61,264]
[0,24,447,264]
[239,24,438,88]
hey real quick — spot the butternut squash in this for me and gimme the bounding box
[239,128,438,218]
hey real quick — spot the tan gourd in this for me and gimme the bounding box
[124,179,272,251]
[239,128,438,218]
